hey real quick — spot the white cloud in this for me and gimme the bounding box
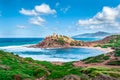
[19,8,37,16]
[29,17,45,26]
[89,25,103,30]
[61,6,71,13]
[77,4,120,29]
[20,4,56,15]
[19,3,56,26]
[35,3,56,14]
[17,25,26,29]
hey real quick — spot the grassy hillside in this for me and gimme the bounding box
[96,35,120,48]
[0,50,120,80]
[82,54,110,64]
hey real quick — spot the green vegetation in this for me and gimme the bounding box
[107,61,120,66]
[114,49,120,57]
[70,41,81,46]
[0,50,120,80]
[97,35,120,48]
[57,38,65,45]
[62,35,69,39]
[80,67,120,79]
[82,54,110,64]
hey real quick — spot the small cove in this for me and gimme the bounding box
[0,38,105,62]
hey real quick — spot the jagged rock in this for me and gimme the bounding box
[60,75,81,80]
[14,75,22,80]
[0,64,10,70]
[92,75,118,80]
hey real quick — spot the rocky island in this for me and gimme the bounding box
[30,33,83,48]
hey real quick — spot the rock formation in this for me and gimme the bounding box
[31,34,83,48]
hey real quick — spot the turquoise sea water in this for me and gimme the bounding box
[0,38,104,62]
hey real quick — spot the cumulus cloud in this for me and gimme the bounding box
[17,25,26,29]
[29,17,45,26]
[19,3,56,26]
[35,3,56,14]
[77,4,120,29]
[20,4,56,15]
[19,8,37,16]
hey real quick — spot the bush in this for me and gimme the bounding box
[33,68,48,78]
[103,55,110,60]
[107,61,120,66]
[114,49,120,57]
[48,70,67,79]
[24,57,34,62]
[57,38,65,45]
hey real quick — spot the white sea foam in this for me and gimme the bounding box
[0,45,48,52]
[20,54,76,62]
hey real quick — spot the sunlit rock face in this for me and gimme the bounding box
[31,34,83,48]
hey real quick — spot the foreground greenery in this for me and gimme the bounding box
[0,50,120,80]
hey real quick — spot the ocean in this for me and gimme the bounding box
[0,38,104,62]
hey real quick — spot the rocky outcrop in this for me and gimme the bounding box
[31,34,83,48]
[92,75,118,80]
[60,75,81,80]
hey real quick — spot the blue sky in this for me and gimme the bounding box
[0,0,120,37]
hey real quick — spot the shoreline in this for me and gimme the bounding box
[70,46,114,53]
[28,45,114,53]
[51,46,114,65]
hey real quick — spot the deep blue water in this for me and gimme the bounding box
[0,38,43,47]
[0,38,104,62]
[74,38,102,42]
[0,38,101,47]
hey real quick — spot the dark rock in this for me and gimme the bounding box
[14,75,22,80]
[92,75,118,80]
[60,75,81,80]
